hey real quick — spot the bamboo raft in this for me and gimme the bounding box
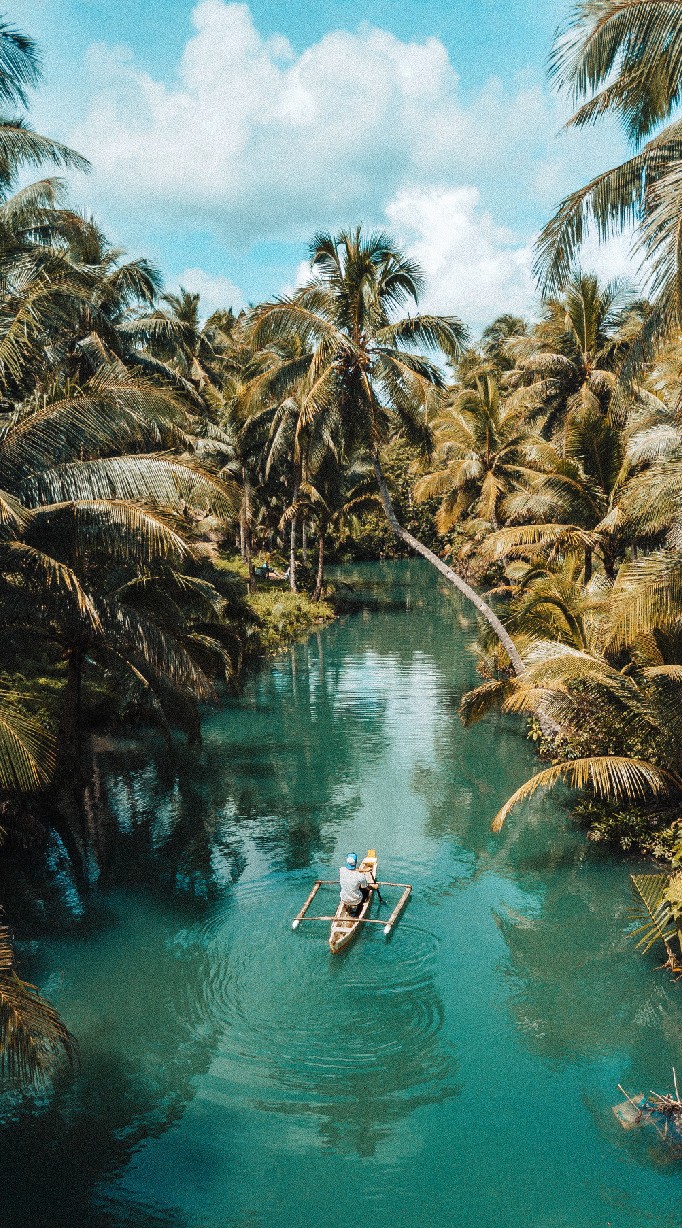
[291,848,412,952]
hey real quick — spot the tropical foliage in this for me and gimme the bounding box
[10,0,682,1070]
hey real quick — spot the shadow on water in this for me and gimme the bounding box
[0,893,220,1228]
[90,626,396,896]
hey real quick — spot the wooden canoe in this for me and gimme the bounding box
[329,850,378,954]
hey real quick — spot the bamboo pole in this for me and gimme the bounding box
[295,916,388,924]
[617,1085,644,1113]
[292,880,322,929]
[383,885,412,936]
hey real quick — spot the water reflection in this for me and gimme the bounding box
[0,895,217,1227]
[95,631,397,895]
[3,562,682,1228]
[190,880,459,1158]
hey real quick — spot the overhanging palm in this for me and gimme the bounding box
[460,639,682,830]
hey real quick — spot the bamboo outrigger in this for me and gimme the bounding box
[291,848,412,951]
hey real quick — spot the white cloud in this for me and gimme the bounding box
[384,189,644,332]
[175,266,245,314]
[68,1,569,248]
[574,226,642,289]
[385,185,535,330]
[60,1,638,320]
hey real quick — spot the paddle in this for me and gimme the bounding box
[369,877,384,905]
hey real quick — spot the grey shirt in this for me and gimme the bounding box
[339,866,368,905]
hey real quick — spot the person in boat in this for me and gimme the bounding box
[339,852,375,917]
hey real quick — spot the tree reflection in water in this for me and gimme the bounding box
[0,893,219,1228]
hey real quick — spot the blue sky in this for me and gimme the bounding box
[11,0,632,329]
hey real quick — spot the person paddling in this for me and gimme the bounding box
[339,851,377,917]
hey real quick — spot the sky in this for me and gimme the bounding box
[9,0,636,331]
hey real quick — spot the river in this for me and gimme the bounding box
[2,561,682,1227]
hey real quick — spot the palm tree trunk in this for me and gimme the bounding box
[239,489,246,562]
[302,518,308,564]
[313,518,326,601]
[242,466,254,593]
[584,546,592,584]
[54,645,90,890]
[290,482,298,593]
[60,646,84,769]
[371,454,524,676]
[602,543,617,583]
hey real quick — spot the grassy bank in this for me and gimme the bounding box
[247,587,335,654]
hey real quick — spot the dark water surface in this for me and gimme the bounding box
[3,562,682,1227]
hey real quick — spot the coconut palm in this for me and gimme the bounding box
[298,455,380,601]
[142,290,237,406]
[505,272,628,440]
[481,346,671,583]
[0,358,240,851]
[219,323,316,590]
[460,639,682,831]
[628,872,682,976]
[535,1,682,368]
[413,370,552,532]
[247,226,526,671]
[480,314,529,373]
[0,691,76,1088]
[504,556,601,650]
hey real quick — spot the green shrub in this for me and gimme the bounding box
[248,590,334,653]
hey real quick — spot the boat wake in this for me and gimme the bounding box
[180,876,460,1152]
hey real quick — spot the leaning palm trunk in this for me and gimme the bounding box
[371,454,524,676]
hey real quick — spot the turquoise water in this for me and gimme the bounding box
[3,561,682,1227]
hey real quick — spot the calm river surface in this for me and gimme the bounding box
[3,561,682,1227]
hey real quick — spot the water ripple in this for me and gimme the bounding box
[179,876,458,1125]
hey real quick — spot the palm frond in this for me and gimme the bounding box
[0,695,54,792]
[491,755,677,831]
[629,874,677,954]
[25,500,190,567]
[0,925,77,1087]
[22,456,238,518]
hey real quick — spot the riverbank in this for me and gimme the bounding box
[247,587,335,654]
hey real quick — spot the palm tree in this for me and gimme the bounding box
[247,227,526,671]
[505,272,627,441]
[0,693,76,1087]
[480,314,529,372]
[143,290,237,406]
[535,1,682,368]
[503,556,599,650]
[413,370,552,532]
[460,638,682,831]
[298,455,379,601]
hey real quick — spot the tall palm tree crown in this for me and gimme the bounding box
[249,227,467,458]
[414,370,552,532]
[244,228,528,670]
[536,1,682,367]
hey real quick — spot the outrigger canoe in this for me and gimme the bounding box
[329,850,378,954]
[291,850,412,949]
